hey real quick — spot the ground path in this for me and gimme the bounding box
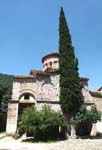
[0,134,102,150]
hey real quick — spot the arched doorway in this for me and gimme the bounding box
[17,92,36,135]
[18,92,36,116]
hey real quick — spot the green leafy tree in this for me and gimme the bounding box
[18,105,65,141]
[72,106,101,125]
[0,73,14,114]
[59,7,82,135]
[72,106,101,135]
[0,73,13,132]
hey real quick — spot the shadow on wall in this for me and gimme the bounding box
[0,113,7,132]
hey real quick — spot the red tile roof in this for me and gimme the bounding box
[90,90,102,98]
[80,77,89,81]
[15,69,89,83]
[30,69,49,76]
[15,75,35,79]
[97,86,102,91]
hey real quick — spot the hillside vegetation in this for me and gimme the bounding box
[0,73,14,113]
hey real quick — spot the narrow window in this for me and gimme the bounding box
[45,63,48,67]
[54,61,57,64]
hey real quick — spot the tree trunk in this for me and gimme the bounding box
[64,115,71,138]
[64,115,76,139]
[71,123,76,139]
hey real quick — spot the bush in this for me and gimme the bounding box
[18,105,65,141]
[72,106,101,136]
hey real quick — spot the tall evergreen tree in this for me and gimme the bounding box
[59,7,82,135]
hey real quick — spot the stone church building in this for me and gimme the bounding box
[6,52,102,135]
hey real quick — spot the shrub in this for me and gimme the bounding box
[18,105,65,141]
[72,106,101,136]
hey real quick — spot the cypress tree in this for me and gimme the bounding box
[59,7,82,134]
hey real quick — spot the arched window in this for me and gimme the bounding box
[54,61,57,64]
[45,63,48,67]
[19,92,35,102]
[24,94,30,100]
[49,62,52,67]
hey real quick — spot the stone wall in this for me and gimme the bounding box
[12,74,89,103]
[6,102,18,135]
[91,96,102,112]
[12,74,59,102]
[82,86,93,104]
[37,101,60,112]
[90,95,102,133]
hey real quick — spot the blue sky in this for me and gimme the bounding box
[0,0,102,90]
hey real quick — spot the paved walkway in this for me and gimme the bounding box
[0,132,6,139]
[0,135,102,150]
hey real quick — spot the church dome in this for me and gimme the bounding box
[42,52,59,71]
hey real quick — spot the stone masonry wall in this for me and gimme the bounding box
[92,96,102,112]
[12,73,59,102]
[12,74,90,103]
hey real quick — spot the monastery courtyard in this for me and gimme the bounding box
[0,133,102,150]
